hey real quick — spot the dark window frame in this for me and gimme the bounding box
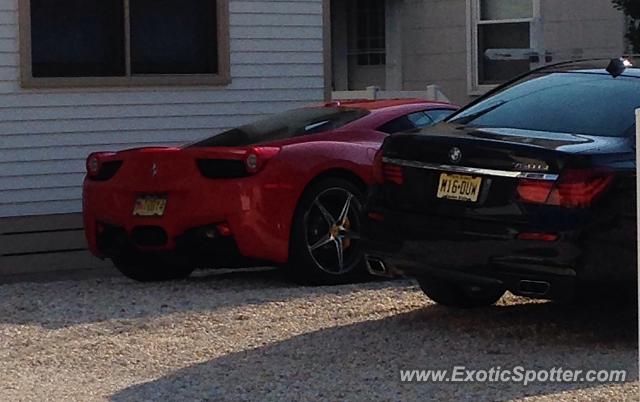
[450,72,640,137]
[377,110,448,134]
[347,0,386,66]
[426,108,457,123]
[189,107,371,147]
[18,0,230,88]
[469,0,540,94]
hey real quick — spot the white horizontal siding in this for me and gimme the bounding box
[0,0,325,218]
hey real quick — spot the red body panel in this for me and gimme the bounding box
[83,100,457,264]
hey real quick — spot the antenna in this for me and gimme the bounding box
[606,57,632,78]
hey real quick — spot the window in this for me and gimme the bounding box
[190,108,371,147]
[348,0,386,66]
[378,111,441,134]
[427,109,456,123]
[19,0,230,87]
[449,73,640,137]
[468,0,541,94]
[30,0,126,78]
[406,111,433,128]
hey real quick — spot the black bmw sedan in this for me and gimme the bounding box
[363,58,640,308]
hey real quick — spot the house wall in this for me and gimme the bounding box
[399,0,626,105]
[331,0,349,90]
[0,0,326,276]
[542,0,626,62]
[401,0,468,104]
[0,0,325,219]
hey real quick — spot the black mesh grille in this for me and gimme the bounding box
[90,161,123,181]
[196,159,248,179]
[131,226,168,247]
[96,222,128,255]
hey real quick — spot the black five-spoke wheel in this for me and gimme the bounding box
[289,178,366,285]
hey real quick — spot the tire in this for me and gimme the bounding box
[417,276,505,308]
[112,253,195,282]
[289,177,367,285]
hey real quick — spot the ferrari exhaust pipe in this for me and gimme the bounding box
[366,258,391,277]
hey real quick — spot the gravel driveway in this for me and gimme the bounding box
[0,269,637,401]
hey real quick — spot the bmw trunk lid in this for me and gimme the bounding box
[375,123,623,218]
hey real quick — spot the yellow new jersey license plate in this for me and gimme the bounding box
[133,196,167,217]
[437,173,483,203]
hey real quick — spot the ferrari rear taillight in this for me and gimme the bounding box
[372,149,404,185]
[86,152,121,181]
[517,167,614,208]
[87,155,101,176]
[245,147,281,174]
[197,147,281,179]
[216,222,232,237]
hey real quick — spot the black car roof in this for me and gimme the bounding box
[538,58,640,78]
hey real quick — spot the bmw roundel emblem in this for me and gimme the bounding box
[449,147,462,164]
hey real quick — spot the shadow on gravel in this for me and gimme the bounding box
[0,268,395,329]
[112,301,638,402]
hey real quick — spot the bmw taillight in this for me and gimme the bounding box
[372,149,385,184]
[372,149,404,185]
[516,179,554,204]
[86,153,121,181]
[382,164,404,185]
[244,147,281,174]
[517,167,614,208]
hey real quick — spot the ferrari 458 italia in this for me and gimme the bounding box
[83,99,457,283]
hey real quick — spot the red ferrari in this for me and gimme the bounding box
[83,99,457,284]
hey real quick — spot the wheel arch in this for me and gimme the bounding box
[302,168,368,195]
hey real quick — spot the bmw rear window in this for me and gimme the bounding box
[449,72,640,137]
[190,107,370,147]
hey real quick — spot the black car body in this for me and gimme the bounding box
[363,59,640,306]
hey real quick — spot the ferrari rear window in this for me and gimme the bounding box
[189,107,370,147]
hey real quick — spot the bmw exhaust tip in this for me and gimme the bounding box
[518,280,551,297]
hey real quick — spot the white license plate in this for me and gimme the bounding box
[437,173,483,203]
[133,196,167,217]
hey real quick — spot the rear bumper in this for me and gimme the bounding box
[94,221,259,267]
[361,208,634,299]
[364,246,577,299]
[82,173,299,264]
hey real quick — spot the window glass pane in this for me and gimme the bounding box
[481,0,532,20]
[190,108,371,147]
[406,112,433,128]
[427,109,456,123]
[370,53,384,65]
[378,116,416,134]
[450,73,640,137]
[349,0,386,66]
[130,0,218,75]
[30,0,125,77]
[478,23,530,84]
